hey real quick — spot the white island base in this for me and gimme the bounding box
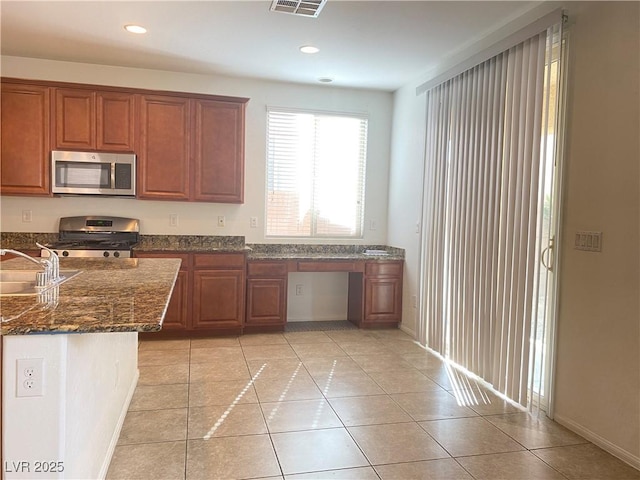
[3,332,138,480]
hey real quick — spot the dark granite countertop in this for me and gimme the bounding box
[246,244,405,261]
[1,233,404,261]
[134,235,248,252]
[1,232,58,250]
[0,257,181,336]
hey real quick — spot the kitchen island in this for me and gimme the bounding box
[1,257,180,480]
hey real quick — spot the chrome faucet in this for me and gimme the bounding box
[36,243,60,282]
[0,245,59,288]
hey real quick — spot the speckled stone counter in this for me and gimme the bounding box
[1,232,58,250]
[135,235,247,252]
[246,243,405,261]
[0,257,181,335]
[1,234,403,261]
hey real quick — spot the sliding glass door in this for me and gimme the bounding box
[418,20,567,412]
[529,23,567,414]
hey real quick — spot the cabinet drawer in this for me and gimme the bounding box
[365,261,403,277]
[194,253,245,269]
[247,261,288,277]
[297,261,363,272]
[134,251,190,270]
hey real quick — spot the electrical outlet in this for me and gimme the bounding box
[22,209,32,223]
[16,358,44,397]
[250,217,258,228]
[370,220,378,231]
[217,216,226,227]
[295,284,304,296]
[169,213,178,227]
[412,295,417,308]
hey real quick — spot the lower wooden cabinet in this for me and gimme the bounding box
[349,260,403,328]
[0,250,41,261]
[135,252,402,336]
[135,251,245,336]
[193,269,245,331]
[245,261,288,331]
[134,252,190,330]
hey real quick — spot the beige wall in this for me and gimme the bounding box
[0,56,393,244]
[553,1,640,466]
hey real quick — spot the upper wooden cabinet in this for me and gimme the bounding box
[192,99,245,203]
[138,95,247,203]
[0,82,51,196]
[96,91,136,151]
[1,78,248,202]
[138,95,191,200]
[53,88,135,152]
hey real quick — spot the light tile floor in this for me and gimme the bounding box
[106,329,640,480]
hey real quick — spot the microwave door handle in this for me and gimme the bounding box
[111,163,116,189]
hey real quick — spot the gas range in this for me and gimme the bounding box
[42,216,140,258]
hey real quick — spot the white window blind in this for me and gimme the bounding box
[420,23,563,409]
[266,109,367,238]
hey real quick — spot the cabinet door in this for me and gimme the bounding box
[364,276,402,323]
[193,269,245,329]
[97,92,135,152]
[138,95,191,200]
[0,250,41,261]
[192,99,245,203]
[246,278,287,325]
[134,252,190,330]
[54,88,96,149]
[162,269,190,330]
[1,83,51,195]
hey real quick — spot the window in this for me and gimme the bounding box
[266,108,368,238]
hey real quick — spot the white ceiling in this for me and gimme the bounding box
[1,1,541,91]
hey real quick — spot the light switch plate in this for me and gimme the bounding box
[574,231,602,252]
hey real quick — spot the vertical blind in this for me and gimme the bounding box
[266,109,368,238]
[420,24,561,407]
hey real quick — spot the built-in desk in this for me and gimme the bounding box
[245,256,404,332]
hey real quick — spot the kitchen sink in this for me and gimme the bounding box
[0,269,82,296]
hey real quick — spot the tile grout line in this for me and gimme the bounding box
[135,334,607,480]
[184,339,191,480]
[239,336,287,478]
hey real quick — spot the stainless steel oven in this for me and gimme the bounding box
[41,216,140,258]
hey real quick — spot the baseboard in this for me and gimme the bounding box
[288,316,349,322]
[98,369,139,479]
[553,413,640,471]
[399,324,416,338]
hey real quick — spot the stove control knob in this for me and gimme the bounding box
[113,251,121,258]
[62,251,69,257]
[103,251,110,258]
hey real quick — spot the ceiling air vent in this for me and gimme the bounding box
[270,0,327,18]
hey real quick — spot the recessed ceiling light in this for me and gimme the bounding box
[124,24,147,34]
[300,45,319,54]
[318,77,333,83]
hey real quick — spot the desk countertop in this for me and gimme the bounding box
[0,257,181,336]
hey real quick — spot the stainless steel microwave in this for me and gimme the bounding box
[52,150,136,196]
